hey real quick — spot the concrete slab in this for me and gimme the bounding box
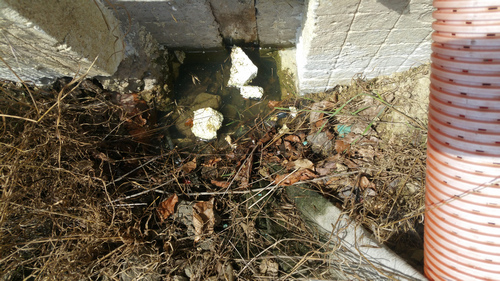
[0,0,434,95]
[286,185,427,280]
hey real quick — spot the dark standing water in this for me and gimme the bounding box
[171,47,283,139]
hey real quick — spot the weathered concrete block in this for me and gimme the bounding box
[255,0,304,47]
[210,0,258,45]
[350,12,398,32]
[107,0,223,49]
[0,0,124,83]
[386,28,431,44]
[0,0,434,97]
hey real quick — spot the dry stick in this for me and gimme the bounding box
[107,176,179,204]
[237,238,297,277]
[221,143,260,197]
[8,202,97,223]
[182,171,359,197]
[0,113,37,123]
[352,229,399,281]
[248,168,298,210]
[229,240,257,276]
[36,57,100,124]
[106,155,162,187]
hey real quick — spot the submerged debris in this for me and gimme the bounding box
[227,46,264,100]
[240,85,264,100]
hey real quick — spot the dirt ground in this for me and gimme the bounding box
[0,64,430,281]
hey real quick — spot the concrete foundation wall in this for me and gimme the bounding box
[0,0,433,95]
[107,0,304,49]
[296,0,433,94]
[107,0,223,49]
[0,0,124,83]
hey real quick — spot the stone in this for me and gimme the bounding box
[191,92,221,111]
[191,107,223,140]
[306,132,333,156]
[239,85,263,100]
[174,110,194,138]
[227,47,258,87]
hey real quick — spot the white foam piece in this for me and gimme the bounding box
[191,107,223,140]
[227,47,258,87]
[240,85,263,100]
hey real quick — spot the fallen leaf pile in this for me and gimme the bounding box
[112,92,155,143]
[157,196,216,243]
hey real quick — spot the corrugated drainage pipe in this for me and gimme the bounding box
[424,0,500,280]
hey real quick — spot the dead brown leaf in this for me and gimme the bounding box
[259,258,279,277]
[193,198,215,243]
[157,194,179,223]
[335,140,351,154]
[359,176,376,190]
[273,168,317,186]
[211,180,230,189]
[234,152,253,188]
[356,147,377,162]
[343,158,358,169]
[314,118,327,128]
[316,158,338,176]
[258,131,273,145]
[284,134,301,143]
[292,158,314,170]
[309,100,335,125]
[181,158,197,173]
[267,100,281,109]
[284,141,294,152]
[202,157,222,167]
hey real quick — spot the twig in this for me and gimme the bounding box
[0,114,37,123]
[222,143,260,197]
[106,155,161,187]
[248,168,298,209]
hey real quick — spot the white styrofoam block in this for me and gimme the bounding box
[240,85,263,100]
[191,107,224,140]
[227,46,258,87]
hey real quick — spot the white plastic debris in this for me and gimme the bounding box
[240,85,263,100]
[227,47,258,87]
[191,107,223,140]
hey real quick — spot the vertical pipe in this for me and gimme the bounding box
[425,0,500,280]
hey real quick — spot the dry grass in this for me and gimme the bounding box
[0,66,428,280]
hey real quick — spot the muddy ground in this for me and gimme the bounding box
[0,64,429,280]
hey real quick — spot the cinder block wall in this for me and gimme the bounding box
[297,0,433,94]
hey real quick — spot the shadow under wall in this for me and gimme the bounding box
[377,0,411,14]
